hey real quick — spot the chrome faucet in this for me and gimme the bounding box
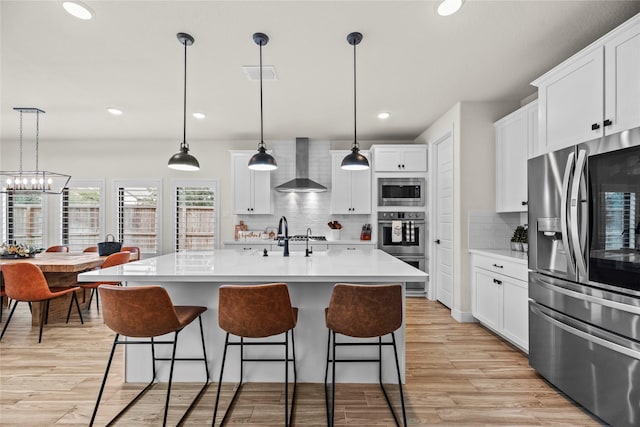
[277,216,289,257]
[305,227,313,257]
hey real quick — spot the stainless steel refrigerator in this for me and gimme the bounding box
[528,127,640,427]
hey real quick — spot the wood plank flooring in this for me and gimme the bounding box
[0,298,599,426]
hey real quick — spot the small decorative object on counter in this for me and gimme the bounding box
[234,221,248,241]
[510,225,525,251]
[328,220,342,241]
[0,242,44,258]
[360,224,372,240]
[521,225,528,252]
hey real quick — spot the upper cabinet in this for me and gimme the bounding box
[495,101,537,212]
[372,145,427,172]
[533,15,640,152]
[330,150,371,214]
[230,151,271,215]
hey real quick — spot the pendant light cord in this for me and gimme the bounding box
[18,110,23,174]
[353,40,358,150]
[259,40,264,149]
[182,39,188,150]
[35,110,40,172]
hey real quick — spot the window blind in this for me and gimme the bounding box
[117,186,159,254]
[175,186,216,250]
[4,192,44,247]
[61,186,102,252]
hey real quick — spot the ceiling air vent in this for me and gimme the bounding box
[242,65,278,81]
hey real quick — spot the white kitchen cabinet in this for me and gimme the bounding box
[533,14,640,152]
[231,151,271,215]
[330,151,371,214]
[372,145,427,172]
[494,101,537,212]
[471,252,528,352]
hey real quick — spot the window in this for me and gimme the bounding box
[61,180,104,252]
[3,192,46,247]
[172,180,218,251]
[114,180,162,255]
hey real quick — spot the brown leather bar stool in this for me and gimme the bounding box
[121,246,141,261]
[0,262,83,343]
[45,245,69,252]
[324,283,407,427]
[90,285,210,427]
[213,283,297,426]
[72,251,130,313]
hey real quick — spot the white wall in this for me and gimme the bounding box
[416,100,518,321]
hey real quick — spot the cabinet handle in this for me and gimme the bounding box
[435,239,441,244]
[493,278,503,285]
[397,164,401,169]
[591,123,600,131]
[492,263,503,268]
[603,119,612,127]
[521,201,528,206]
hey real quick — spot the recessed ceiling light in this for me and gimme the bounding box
[437,0,464,16]
[61,1,95,20]
[193,112,206,119]
[377,112,391,120]
[107,108,123,115]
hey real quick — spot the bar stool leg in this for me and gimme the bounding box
[163,331,180,427]
[323,328,331,425]
[213,332,231,427]
[391,332,408,426]
[290,328,297,426]
[90,333,119,426]
[66,292,84,324]
[331,330,337,427]
[38,300,49,343]
[0,301,19,341]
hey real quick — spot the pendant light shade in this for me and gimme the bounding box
[248,32,277,171]
[341,32,370,171]
[168,32,200,171]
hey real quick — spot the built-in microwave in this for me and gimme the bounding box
[378,177,425,207]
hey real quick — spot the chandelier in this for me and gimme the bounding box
[0,108,71,194]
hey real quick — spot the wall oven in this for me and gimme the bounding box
[378,177,425,207]
[528,127,640,427]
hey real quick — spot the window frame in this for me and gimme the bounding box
[60,179,105,252]
[3,191,48,248]
[170,179,219,251]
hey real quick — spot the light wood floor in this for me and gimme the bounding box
[0,298,599,426]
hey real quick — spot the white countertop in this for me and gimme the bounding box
[78,249,427,283]
[469,248,528,265]
[223,239,375,246]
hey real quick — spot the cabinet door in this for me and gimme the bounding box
[373,149,401,171]
[473,269,502,331]
[331,153,353,214]
[349,167,371,214]
[539,48,604,152]
[502,277,529,352]
[251,170,271,214]
[604,22,640,135]
[400,146,427,172]
[496,111,528,212]
[232,154,253,214]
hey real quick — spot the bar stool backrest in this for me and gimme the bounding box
[99,285,181,337]
[2,263,54,301]
[327,284,402,338]
[219,283,296,338]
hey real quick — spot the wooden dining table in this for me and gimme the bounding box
[0,253,105,326]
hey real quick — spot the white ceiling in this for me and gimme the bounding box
[1,0,640,144]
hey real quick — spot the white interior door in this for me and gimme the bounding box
[434,133,454,308]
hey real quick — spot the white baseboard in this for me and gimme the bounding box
[451,308,476,323]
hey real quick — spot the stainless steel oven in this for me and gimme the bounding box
[396,255,427,293]
[528,126,640,427]
[377,211,425,255]
[378,177,425,207]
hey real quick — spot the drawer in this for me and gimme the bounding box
[472,254,527,281]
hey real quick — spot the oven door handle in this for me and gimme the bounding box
[533,275,640,316]
[561,151,576,276]
[532,304,640,360]
[570,149,588,279]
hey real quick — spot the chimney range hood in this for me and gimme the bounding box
[275,138,327,193]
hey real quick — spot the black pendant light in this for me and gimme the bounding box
[248,32,277,171]
[168,32,200,171]
[341,32,370,171]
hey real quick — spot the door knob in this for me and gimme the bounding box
[435,239,441,244]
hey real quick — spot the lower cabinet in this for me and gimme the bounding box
[471,253,528,352]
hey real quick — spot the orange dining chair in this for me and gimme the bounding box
[324,283,407,426]
[121,246,141,261]
[213,283,298,426]
[83,246,98,253]
[74,251,130,314]
[90,285,209,426]
[46,245,69,253]
[0,263,84,343]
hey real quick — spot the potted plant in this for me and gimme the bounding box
[511,226,525,251]
[521,226,528,252]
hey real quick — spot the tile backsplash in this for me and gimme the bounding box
[468,210,523,249]
[235,140,371,240]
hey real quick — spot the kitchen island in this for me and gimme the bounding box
[78,249,427,383]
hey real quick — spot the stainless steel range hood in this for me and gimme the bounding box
[275,138,327,193]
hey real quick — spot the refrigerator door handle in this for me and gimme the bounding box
[532,304,640,360]
[561,152,576,276]
[570,149,588,279]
